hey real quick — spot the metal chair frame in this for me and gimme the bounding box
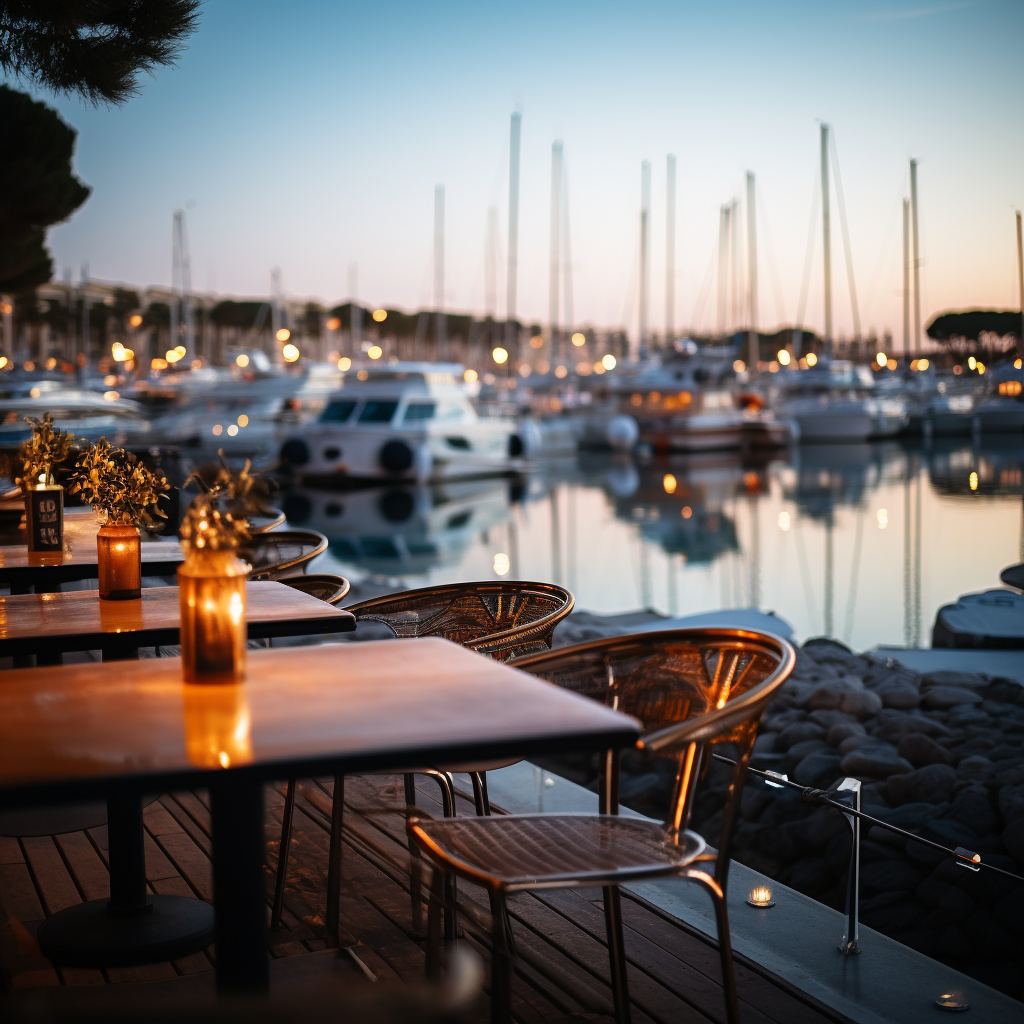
[270,581,575,941]
[278,573,351,606]
[407,627,796,1024]
[243,529,328,581]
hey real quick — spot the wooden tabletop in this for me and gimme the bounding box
[0,525,184,588]
[0,581,355,657]
[0,638,641,806]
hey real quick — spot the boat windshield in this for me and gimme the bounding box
[320,400,357,423]
[358,400,399,424]
[403,402,436,423]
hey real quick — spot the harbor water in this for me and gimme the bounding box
[280,438,1024,651]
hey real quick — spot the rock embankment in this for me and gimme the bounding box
[717,639,1024,998]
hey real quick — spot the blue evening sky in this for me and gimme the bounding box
[14,0,1024,341]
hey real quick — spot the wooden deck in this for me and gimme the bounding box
[0,772,844,1024]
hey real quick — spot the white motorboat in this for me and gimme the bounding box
[973,368,1024,434]
[779,362,907,442]
[0,386,149,445]
[277,363,526,485]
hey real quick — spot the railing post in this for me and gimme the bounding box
[831,777,861,955]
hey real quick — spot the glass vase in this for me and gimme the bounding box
[96,523,141,600]
[178,548,249,684]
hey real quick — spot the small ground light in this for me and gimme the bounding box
[777,350,791,366]
[276,328,291,343]
[282,344,300,362]
[663,474,677,494]
[212,425,223,436]
[237,415,248,427]
[571,332,586,347]
[747,886,775,908]
[103,391,119,402]
[337,356,352,371]
[326,317,341,331]
[935,991,969,1012]
[372,309,387,322]
[968,356,977,370]
[493,552,510,575]
[235,353,249,368]
[887,358,898,371]
[529,335,544,349]
[681,506,692,519]
[492,346,509,364]
[464,368,479,382]
[876,352,887,367]
[877,508,888,529]
[778,511,790,531]
[969,472,978,491]
[733,359,746,373]
[806,352,818,366]
[554,365,567,378]
[367,345,382,360]
[129,314,143,328]
[227,424,238,436]
[602,354,616,370]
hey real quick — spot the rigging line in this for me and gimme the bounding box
[561,151,574,330]
[795,158,820,334]
[690,241,718,335]
[755,180,789,327]
[828,128,863,340]
[859,175,907,339]
[711,753,1024,883]
[841,502,866,646]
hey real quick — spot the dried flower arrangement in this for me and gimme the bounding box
[18,414,77,488]
[180,453,275,552]
[69,437,169,529]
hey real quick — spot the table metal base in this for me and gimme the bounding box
[36,894,214,968]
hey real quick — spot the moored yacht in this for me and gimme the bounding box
[276,363,526,485]
[0,386,148,445]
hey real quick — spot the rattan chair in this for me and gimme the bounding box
[279,573,351,605]
[248,508,287,533]
[242,529,327,580]
[408,628,795,1024]
[270,581,575,939]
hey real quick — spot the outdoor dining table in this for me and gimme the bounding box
[0,639,642,992]
[0,580,354,662]
[0,517,185,594]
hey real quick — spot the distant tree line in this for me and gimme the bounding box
[927,309,1022,358]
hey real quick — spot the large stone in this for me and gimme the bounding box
[874,710,952,741]
[787,738,831,761]
[998,782,1024,825]
[920,670,989,692]
[792,805,849,848]
[860,859,924,894]
[922,686,984,710]
[993,888,1024,940]
[827,722,866,747]
[896,733,953,767]
[840,744,914,779]
[840,689,883,718]
[947,785,997,835]
[752,732,778,755]
[805,681,861,712]
[873,801,947,831]
[793,751,843,789]
[886,764,957,805]
[1002,818,1024,866]
[861,894,927,932]
[838,733,875,754]
[957,755,994,783]
[777,721,826,750]
[807,709,856,729]
[783,856,833,897]
[876,681,922,710]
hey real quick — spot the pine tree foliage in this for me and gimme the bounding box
[0,0,200,105]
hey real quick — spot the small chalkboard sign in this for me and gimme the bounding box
[26,487,64,552]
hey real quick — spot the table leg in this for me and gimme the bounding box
[36,793,215,967]
[210,775,269,992]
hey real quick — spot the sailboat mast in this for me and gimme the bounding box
[548,140,562,357]
[903,199,911,357]
[821,123,833,359]
[910,158,921,353]
[665,154,676,345]
[717,204,729,335]
[746,171,758,371]
[1016,210,1023,350]
[434,184,446,358]
[639,160,650,354]
[506,110,521,347]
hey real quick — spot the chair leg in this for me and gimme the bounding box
[422,771,459,941]
[470,771,492,815]
[404,774,424,931]
[423,769,457,817]
[426,864,445,981]
[490,890,513,1024]
[711,888,741,1024]
[325,774,345,947]
[603,885,631,1024]
[271,778,297,928]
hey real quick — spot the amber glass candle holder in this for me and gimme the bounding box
[24,482,64,552]
[96,523,142,599]
[178,548,249,684]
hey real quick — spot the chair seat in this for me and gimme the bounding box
[409,813,706,891]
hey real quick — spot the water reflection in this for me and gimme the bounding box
[285,440,1024,650]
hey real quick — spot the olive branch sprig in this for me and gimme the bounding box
[68,437,169,530]
[19,413,77,487]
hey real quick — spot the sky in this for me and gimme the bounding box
[15,0,1024,343]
